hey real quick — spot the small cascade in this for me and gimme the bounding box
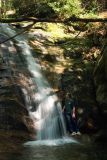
[16,38,66,140]
[0,24,67,140]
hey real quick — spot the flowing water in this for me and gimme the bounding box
[16,39,66,140]
[0,23,68,141]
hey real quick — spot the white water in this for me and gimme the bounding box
[0,24,77,144]
[24,137,78,146]
[16,37,66,140]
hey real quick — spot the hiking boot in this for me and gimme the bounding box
[71,132,76,136]
[76,131,81,135]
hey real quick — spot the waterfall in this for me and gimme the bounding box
[0,24,67,140]
[15,35,66,140]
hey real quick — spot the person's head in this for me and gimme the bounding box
[66,93,72,99]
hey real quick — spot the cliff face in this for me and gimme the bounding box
[94,47,107,114]
[0,33,35,134]
[93,46,107,142]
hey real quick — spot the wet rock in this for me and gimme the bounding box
[0,33,35,134]
[94,47,107,115]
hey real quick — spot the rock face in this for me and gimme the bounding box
[0,33,35,134]
[94,47,107,114]
[59,66,100,133]
[94,46,107,138]
[29,29,101,134]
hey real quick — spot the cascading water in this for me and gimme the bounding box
[0,24,77,145]
[16,37,67,140]
[0,23,67,140]
[16,40,67,140]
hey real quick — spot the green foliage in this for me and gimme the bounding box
[81,0,100,13]
[49,0,83,18]
[0,0,14,18]
[0,0,98,19]
[12,0,56,18]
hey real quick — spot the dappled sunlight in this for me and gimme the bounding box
[30,40,42,46]
[47,46,63,55]
[30,40,48,55]
[98,11,107,18]
[0,2,107,159]
[54,65,65,74]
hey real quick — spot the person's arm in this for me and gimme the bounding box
[72,106,76,118]
[62,106,65,112]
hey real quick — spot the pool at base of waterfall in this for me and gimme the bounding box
[0,133,107,160]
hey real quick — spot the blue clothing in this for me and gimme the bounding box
[64,98,79,133]
[64,99,75,114]
[64,113,79,133]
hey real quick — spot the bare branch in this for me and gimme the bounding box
[0,22,35,44]
[1,16,107,24]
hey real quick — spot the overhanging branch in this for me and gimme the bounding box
[65,16,107,23]
[1,16,107,24]
[0,22,35,45]
[0,16,107,45]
